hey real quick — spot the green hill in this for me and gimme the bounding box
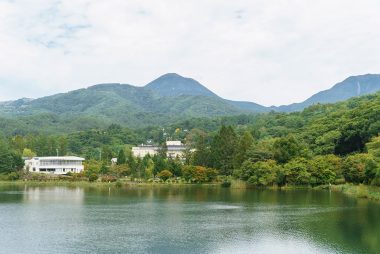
[1,73,380,135]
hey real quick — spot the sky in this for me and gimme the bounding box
[0,0,380,106]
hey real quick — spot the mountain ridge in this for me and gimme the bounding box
[1,73,380,130]
[276,74,380,111]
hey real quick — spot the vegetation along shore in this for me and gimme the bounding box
[0,92,380,202]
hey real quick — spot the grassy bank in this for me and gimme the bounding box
[0,179,222,189]
[328,184,380,201]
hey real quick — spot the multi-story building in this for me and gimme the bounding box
[132,141,187,159]
[24,156,85,175]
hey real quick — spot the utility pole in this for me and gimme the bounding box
[56,149,59,157]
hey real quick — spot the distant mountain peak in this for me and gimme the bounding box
[276,73,380,112]
[159,73,183,78]
[145,73,218,97]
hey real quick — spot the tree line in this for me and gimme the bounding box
[0,92,379,185]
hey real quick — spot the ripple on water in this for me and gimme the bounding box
[206,204,243,210]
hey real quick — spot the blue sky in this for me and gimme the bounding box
[1,0,380,106]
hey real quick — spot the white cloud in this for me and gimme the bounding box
[0,0,380,105]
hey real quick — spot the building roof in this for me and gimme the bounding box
[30,156,85,161]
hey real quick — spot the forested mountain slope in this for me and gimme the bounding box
[1,73,380,135]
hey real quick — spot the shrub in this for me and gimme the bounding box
[157,170,173,181]
[221,180,231,188]
[89,173,98,182]
[205,168,218,182]
[240,160,277,186]
[343,153,377,184]
[7,172,20,181]
[101,175,117,182]
[115,180,123,188]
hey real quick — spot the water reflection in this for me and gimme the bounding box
[0,185,379,253]
[22,186,84,204]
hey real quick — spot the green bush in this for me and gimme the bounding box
[221,180,231,188]
[157,170,173,181]
[343,153,377,184]
[115,180,123,187]
[7,172,20,181]
[89,173,99,182]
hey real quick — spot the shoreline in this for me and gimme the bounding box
[1,180,380,202]
[0,180,222,188]
[327,184,380,202]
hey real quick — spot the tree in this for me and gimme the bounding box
[283,158,311,185]
[117,149,126,165]
[342,153,377,184]
[192,166,207,183]
[157,170,173,181]
[366,135,380,159]
[0,139,23,174]
[309,155,341,185]
[100,162,109,174]
[167,158,183,177]
[181,165,217,183]
[101,145,113,162]
[314,130,341,155]
[191,131,211,167]
[240,160,277,186]
[89,173,98,182]
[142,156,154,179]
[366,135,380,185]
[246,138,275,163]
[234,131,254,170]
[110,164,130,177]
[273,135,306,164]
[58,136,68,156]
[152,155,167,176]
[210,126,237,175]
[22,148,36,158]
[127,152,137,174]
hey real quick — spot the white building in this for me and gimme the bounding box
[166,141,187,158]
[132,141,187,159]
[111,158,118,165]
[24,156,85,175]
[132,145,159,158]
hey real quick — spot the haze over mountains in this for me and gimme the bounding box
[1,73,380,132]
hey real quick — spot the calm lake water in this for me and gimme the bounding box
[0,184,379,254]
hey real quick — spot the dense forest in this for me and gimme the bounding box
[0,92,379,186]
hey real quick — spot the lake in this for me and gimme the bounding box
[0,184,379,254]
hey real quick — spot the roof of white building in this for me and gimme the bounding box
[30,156,85,161]
[166,141,182,146]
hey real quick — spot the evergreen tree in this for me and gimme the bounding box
[0,142,14,173]
[152,154,167,176]
[117,149,126,165]
[100,162,109,174]
[210,126,237,175]
[0,139,23,173]
[192,132,211,167]
[127,152,137,175]
[234,131,254,169]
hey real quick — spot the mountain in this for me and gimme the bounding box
[0,77,245,133]
[144,73,269,112]
[224,100,269,113]
[276,74,380,112]
[145,73,218,97]
[1,73,380,134]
